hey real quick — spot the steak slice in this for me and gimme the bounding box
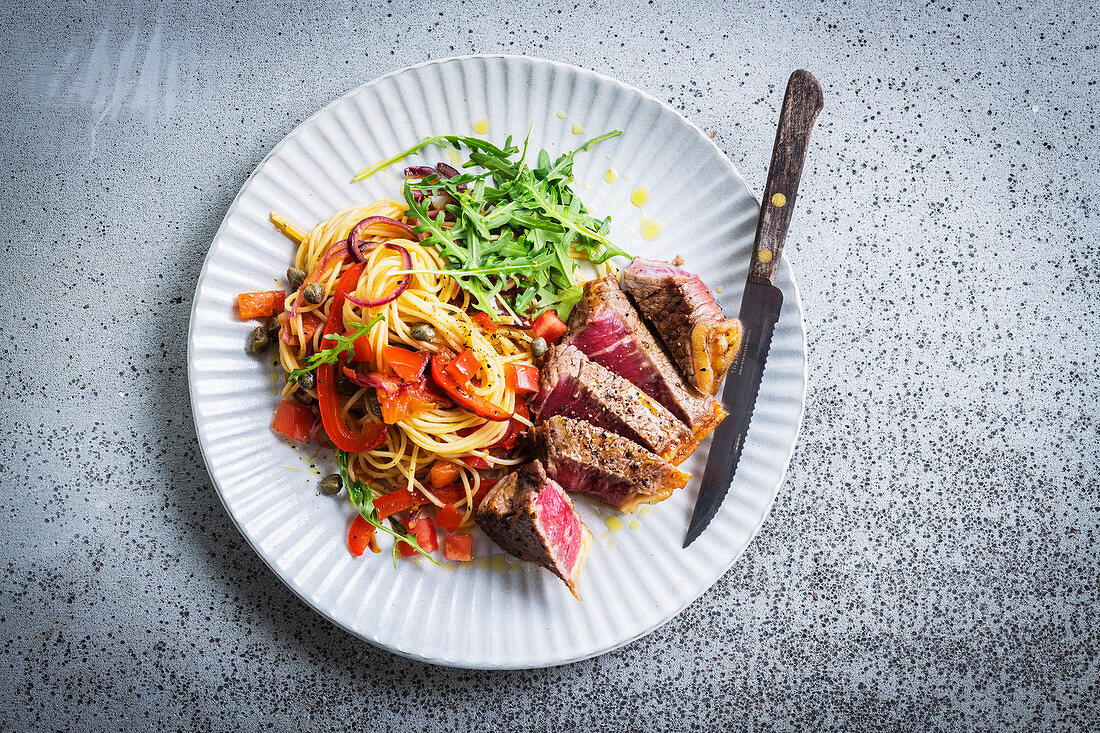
[534,416,691,513]
[566,275,726,440]
[621,258,743,395]
[530,344,697,465]
[475,460,592,598]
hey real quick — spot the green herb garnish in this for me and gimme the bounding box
[287,313,384,384]
[353,131,629,320]
[336,449,439,566]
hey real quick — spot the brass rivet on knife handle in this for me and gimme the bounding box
[749,70,824,285]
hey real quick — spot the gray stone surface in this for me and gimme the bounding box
[2,0,1098,730]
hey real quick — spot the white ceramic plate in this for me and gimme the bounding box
[188,55,806,669]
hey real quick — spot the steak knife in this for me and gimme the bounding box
[683,70,823,547]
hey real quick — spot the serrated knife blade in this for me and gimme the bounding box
[683,70,823,547]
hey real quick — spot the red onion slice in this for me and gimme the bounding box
[404,165,440,178]
[434,162,459,178]
[347,216,417,263]
[342,367,400,397]
[435,162,467,191]
[343,242,413,308]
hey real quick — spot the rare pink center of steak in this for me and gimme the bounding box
[532,481,583,573]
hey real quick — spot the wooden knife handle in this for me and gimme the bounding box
[748,69,824,284]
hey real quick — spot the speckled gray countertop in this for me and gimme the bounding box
[1,1,1097,730]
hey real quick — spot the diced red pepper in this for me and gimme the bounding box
[348,514,374,557]
[413,517,438,553]
[429,353,511,422]
[384,345,430,380]
[279,312,324,347]
[397,537,419,558]
[435,504,464,534]
[375,487,421,520]
[271,399,313,442]
[529,310,568,343]
[445,348,481,386]
[471,310,499,334]
[429,460,461,489]
[463,455,491,470]
[504,363,539,393]
[444,534,473,562]
[426,482,468,505]
[378,382,439,424]
[238,290,286,319]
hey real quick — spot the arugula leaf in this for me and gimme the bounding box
[355,130,628,322]
[336,449,439,565]
[287,313,384,384]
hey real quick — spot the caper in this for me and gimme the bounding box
[365,389,382,417]
[337,374,359,395]
[303,282,325,304]
[409,322,436,342]
[295,370,316,390]
[263,315,281,338]
[246,326,271,353]
[286,267,307,291]
[319,473,342,496]
[530,336,548,358]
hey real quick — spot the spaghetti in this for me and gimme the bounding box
[276,200,536,532]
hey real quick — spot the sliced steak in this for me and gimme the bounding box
[534,416,691,512]
[475,460,592,598]
[530,344,697,465]
[621,258,743,395]
[566,275,726,439]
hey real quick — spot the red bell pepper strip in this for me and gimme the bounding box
[271,399,313,442]
[316,263,387,452]
[471,310,499,334]
[444,535,473,562]
[463,455,492,470]
[347,514,375,557]
[384,345,430,380]
[445,348,481,386]
[238,291,286,319]
[492,399,530,450]
[429,353,512,422]
[504,363,539,393]
[529,310,568,343]
[435,504,464,534]
[349,329,373,362]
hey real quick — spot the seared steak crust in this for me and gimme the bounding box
[535,416,691,512]
[530,344,697,465]
[475,460,592,598]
